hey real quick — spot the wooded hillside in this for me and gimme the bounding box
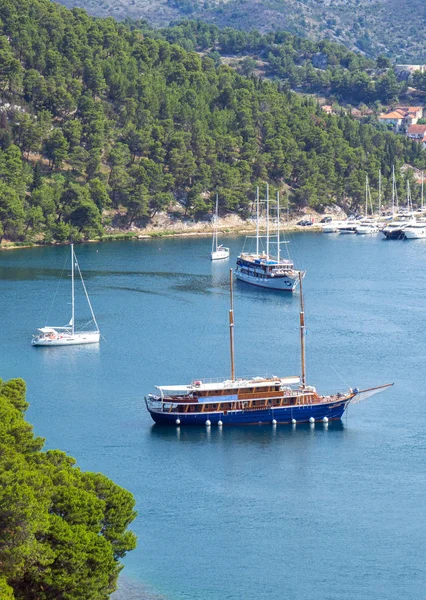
[58,0,426,62]
[0,0,424,243]
[141,20,407,107]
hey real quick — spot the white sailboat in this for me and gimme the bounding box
[211,194,229,260]
[356,175,379,234]
[32,244,100,346]
[382,167,415,239]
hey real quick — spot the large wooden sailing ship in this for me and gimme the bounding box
[145,271,392,426]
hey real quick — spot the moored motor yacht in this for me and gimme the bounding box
[381,216,416,239]
[337,221,358,234]
[321,221,341,233]
[356,220,380,234]
[403,221,426,239]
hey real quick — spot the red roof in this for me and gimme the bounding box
[407,124,426,135]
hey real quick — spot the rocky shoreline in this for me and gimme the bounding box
[0,211,331,250]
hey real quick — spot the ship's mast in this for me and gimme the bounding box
[378,169,381,215]
[212,193,219,253]
[407,180,411,212]
[394,165,399,214]
[256,186,259,256]
[422,171,424,212]
[299,271,306,388]
[266,183,269,258]
[71,243,75,335]
[229,269,235,382]
[276,191,280,262]
[392,166,396,216]
[365,175,368,218]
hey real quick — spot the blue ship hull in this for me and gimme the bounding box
[147,398,349,426]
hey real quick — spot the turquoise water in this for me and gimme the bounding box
[1,233,425,600]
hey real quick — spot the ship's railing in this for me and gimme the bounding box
[181,374,283,386]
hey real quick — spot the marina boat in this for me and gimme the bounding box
[32,244,100,346]
[235,186,303,291]
[381,217,415,239]
[356,176,380,234]
[145,270,392,426]
[403,222,426,239]
[382,168,416,239]
[211,194,230,260]
[321,221,341,233]
[337,221,358,234]
[356,221,379,234]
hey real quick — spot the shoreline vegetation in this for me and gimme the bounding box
[0,1,425,253]
[0,213,326,249]
[0,378,137,599]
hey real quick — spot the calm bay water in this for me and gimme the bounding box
[1,232,425,600]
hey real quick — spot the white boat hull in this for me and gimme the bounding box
[235,269,298,290]
[32,332,100,346]
[356,226,379,234]
[404,229,426,239]
[211,248,230,260]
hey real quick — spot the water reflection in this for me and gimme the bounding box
[149,420,345,446]
[234,278,297,307]
[33,342,101,366]
[112,575,166,600]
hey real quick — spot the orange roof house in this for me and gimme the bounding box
[407,124,426,138]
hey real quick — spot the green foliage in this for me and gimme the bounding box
[149,21,407,106]
[118,0,426,64]
[0,0,424,244]
[0,378,137,600]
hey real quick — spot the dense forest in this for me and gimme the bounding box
[0,377,136,599]
[58,0,426,63]
[0,0,425,244]
[139,20,407,106]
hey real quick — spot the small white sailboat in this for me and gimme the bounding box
[382,167,415,239]
[405,175,426,238]
[32,244,100,346]
[356,175,379,234]
[211,194,229,261]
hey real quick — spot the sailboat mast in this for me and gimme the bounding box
[407,180,411,212]
[256,186,259,256]
[392,166,395,216]
[299,272,306,388]
[213,193,219,253]
[229,269,235,382]
[277,191,280,262]
[365,175,368,217]
[71,243,75,335]
[378,169,381,215]
[422,172,424,211]
[266,183,269,257]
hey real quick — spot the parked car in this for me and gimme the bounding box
[320,216,332,223]
[297,219,314,226]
